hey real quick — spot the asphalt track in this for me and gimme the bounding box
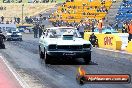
[0,33,132,88]
[0,57,22,88]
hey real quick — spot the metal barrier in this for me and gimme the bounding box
[126,41,132,53]
[84,32,122,50]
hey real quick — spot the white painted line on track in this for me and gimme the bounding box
[0,55,30,88]
[94,47,132,55]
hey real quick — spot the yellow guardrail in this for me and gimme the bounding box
[16,24,33,27]
[84,32,122,50]
[126,41,132,53]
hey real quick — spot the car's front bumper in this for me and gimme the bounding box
[7,37,22,40]
[47,50,91,58]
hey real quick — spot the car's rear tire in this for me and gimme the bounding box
[83,53,91,64]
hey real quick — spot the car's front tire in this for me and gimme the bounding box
[39,46,44,59]
[44,50,51,64]
[83,53,91,64]
[0,43,5,49]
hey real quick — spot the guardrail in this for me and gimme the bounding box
[84,32,122,50]
[126,41,132,53]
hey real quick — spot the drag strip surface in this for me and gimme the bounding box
[0,56,23,88]
[0,34,132,88]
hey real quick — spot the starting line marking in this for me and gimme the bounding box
[95,48,132,55]
[0,55,30,88]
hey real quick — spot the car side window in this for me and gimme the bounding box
[44,29,55,38]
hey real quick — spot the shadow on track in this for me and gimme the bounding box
[39,58,98,65]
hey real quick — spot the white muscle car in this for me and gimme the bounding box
[39,27,92,64]
[6,27,22,41]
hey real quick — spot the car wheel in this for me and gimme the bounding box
[0,44,5,49]
[83,53,91,64]
[39,46,44,59]
[44,50,51,64]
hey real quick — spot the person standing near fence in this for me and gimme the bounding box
[33,25,38,38]
[39,25,43,38]
[98,19,103,33]
[128,21,132,42]
[1,16,4,22]
[78,22,85,38]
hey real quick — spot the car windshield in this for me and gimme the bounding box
[45,28,81,38]
[6,27,18,33]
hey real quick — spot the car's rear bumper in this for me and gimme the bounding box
[47,50,91,58]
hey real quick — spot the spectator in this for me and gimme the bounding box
[33,25,38,38]
[25,16,28,23]
[1,16,4,22]
[39,25,43,37]
[122,23,126,33]
[0,30,6,49]
[78,22,85,38]
[114,22,118,31]
[42,25,45,30]
[97,19,103,33]
[89,33,98,47]
[128,21,132,42]
[29,17,33,24]
[91,23,95,32]
[125,22,129,33]
[33,0,39,3]
[10,20,13,24]
[14,17,17,23]
[17,17,20,24]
